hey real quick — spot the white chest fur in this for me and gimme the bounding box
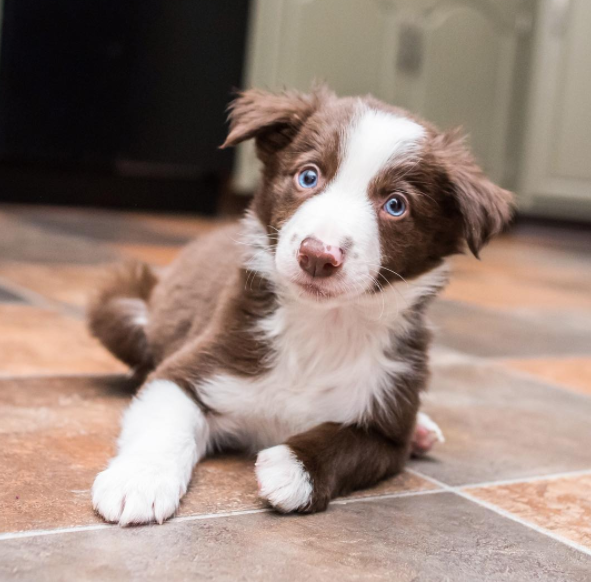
[201,286,424,453]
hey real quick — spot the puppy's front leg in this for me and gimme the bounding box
[92,379,208,525]
[256,423,410,513]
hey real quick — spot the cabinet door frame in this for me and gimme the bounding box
[518,0,591,218]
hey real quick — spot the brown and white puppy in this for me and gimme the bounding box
[88,87,513,525]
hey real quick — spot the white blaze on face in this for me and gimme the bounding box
[275,106,425,297]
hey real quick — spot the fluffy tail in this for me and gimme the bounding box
[87,262,158,372]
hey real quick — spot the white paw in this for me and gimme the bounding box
[92,457,187,526]
[412,412,445,457]
[255,445,313,513]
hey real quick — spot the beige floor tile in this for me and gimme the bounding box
[466,474,591,549]
[411,360,591,485]
[129,213,231,239]
[0,262,113,308]
[443,270,591,310]
[503,358,591,396]
[0,305,126,375]
[0,376,130,532]
[110,243,181,266]
[444,244,591,311]
[2,205,192,246]
[431,299,591,358]
[0,212,119,265]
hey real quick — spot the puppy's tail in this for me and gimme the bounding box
[87,262,158,372]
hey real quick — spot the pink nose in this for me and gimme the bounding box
[297,237,344,278]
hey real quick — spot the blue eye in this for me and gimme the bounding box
[384,195,407,217]
[297,167,319,189]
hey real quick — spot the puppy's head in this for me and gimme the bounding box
[223,87,513,302]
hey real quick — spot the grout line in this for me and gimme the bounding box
[459,467,591,490]
[0,274,83,319]
[405,468,452,491]
[2,467,591,542]
[168,507,270,525]
[332,487,444,506]
[0,523,113,541]
[0,487,445,542]
[407,468,591,558]
[0,275,57,311]
[0,508,270,541]
[457,490,591,558]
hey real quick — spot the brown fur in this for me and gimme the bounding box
[87,262,158,375]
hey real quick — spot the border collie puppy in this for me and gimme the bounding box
[89,87,512,525]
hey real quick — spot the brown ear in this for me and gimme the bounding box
[434,130,514,257]
[220,87,329,157]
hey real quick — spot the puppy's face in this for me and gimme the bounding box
[223,88,513,302]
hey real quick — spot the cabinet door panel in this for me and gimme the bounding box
[551,0,591,181]
[520,0,591,216]
[393,2,517,182]
[274,0,398,99]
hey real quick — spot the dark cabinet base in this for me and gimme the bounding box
[0,0,250,211]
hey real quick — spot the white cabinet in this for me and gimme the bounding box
[389,0,525,184]
[235,0,529,192]
[519,0,591,219]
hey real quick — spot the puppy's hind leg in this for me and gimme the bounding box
[411,412,445,457]
[92,379,208,526]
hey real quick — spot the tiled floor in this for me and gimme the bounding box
[0,204,590,581]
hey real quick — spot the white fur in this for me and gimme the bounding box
[114,297,149,327]
[240,209,278,284]
[275,107,425,299]
[255,445,313,512]
[92,380,208,525]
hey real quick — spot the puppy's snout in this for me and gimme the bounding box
[297,237,344,278]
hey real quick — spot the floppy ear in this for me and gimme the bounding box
[434,129,514,257]
[220,87,329,158]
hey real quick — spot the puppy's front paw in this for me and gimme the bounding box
[255,445,313,513]
[92,457,187,526]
